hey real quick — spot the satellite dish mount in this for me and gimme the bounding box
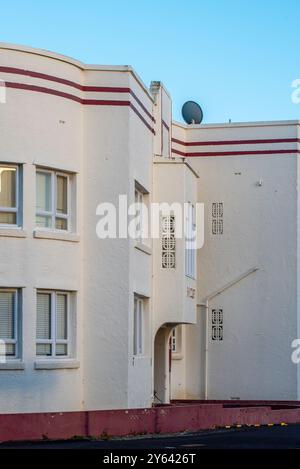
[182,101,203,125]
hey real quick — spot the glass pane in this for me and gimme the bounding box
[0,212,16,224]
[36,293,51,340]
[36,172,51,212]
[0,167,16,208]
[56,294,67,340]
[56,175,67,214]
[138,301,143,354]
[56,343,67,356]
[55,217,67,230]
[133,299,137,355]
[0,291,14,339]
[4,343,15,356]
[36,215,52,228]
[36,343,51,356]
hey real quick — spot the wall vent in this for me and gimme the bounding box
[212,308,223,341]
[162,216,176,269]
[212,202,223,235]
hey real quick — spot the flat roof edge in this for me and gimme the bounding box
[172,119,300,129]
[0,42,154,101]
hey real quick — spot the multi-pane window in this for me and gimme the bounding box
[185,203,196,278]
[36,170,70,231]
[171,328,177,352]
[212,202,223,235]
[36,291,71,357]
[0,289,19,357]
[212,308,223,341]
[162,215,176,269]
[134,297,143,355]
[0,165,19,226]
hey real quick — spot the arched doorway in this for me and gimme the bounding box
[153,325,173,404]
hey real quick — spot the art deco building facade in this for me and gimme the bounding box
[0,43,299,414]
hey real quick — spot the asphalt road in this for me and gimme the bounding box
[1,424,300,449]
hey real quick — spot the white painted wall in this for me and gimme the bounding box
[1,43,299,414]
[181,122,300,400]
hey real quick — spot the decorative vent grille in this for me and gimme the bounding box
[212,308,223,341]
[212,202,223,235]
[162,215,176,269]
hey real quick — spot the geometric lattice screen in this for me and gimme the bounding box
[212,202,223,235]
[211,308,223,341]
[162,215,176,269]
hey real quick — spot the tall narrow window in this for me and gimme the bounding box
[171,328,177,352]
[185,203,196,278]
[134,182,149,244]
[135,187,144,243]
[0,289,19,357]
[134,297,143,355]
[36,291,71,357]
[212,202,223,235]
[162,215,176,268]
[36,170,70,231]
[0,165,18,226]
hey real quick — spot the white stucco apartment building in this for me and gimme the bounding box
[0,43,299,414]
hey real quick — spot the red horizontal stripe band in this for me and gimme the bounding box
[5,81,155,134]
[0,66,155,122]
[172,137,300,147]
[172,148,300,157]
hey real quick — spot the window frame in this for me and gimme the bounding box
[0,164,19,228]
[36,290,71,358]
[133,296,144,356]
[0,288,19,358]
[171,328,177,353]
[134,184,145,243]
[36,169,71,232]
[185,202,196,279]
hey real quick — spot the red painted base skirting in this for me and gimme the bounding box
[1,401,300,442]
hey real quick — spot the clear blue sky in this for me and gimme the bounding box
[1,0,300,123]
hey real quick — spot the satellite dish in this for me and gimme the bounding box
[182,101,203,125]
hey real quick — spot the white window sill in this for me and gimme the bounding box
[0,361,25,370]
[172,353,184,361]
[0,228,27,238]
[34,359,80,370]
[135,242,152,255]
[33,230,79,242]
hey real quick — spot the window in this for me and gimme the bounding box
[185,203,196,278]
[0,165,19,226]
[134,297,144,355]
[0,289,19,357]
[162,215,176,268]
[36,169,70,231]
[171,328,177,352]
[134,182,149,243]
[135,186,144,243]
[212,202,223,235]
[171,326,182,354]
[212,308,223,341]
[36,291,72,357]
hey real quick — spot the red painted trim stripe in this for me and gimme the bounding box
[162,119,169,131]
[6,81,82,103]
[130,90,155,122]
[130,103,155,134]
[172,137,300,147]
[0,66,155,122]
[5,81,155,134]
[172,148,300,157]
